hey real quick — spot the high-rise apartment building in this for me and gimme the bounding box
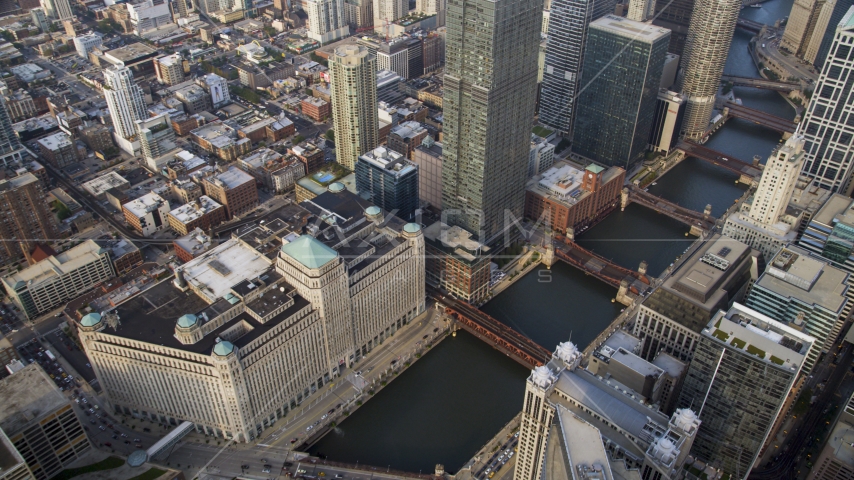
[103,65,147,153]
[0,96,25,166]
[355,146,419,220]
[677,304,815,479]
[783,0,826,56]
[329,45,378,170]
[304,0,350,44]
[572,16,670,168]
[676,0,741,139]
[412,137,442,209]
[2,240,114,319]
[538,0,616,135]
[30,8,49,33]
[800,7,854,194]
[442,0,542,243]
[0,364,90,480]
[372,0,407,34]
[0,173,57,265]
[40,0,72,20]
[136,113,177,172]
[745,245,847,370]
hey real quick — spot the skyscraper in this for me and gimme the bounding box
[650,0,695,56]
[677,0,741,139]
[572,16,670,169]
[329,45,378,171]
[0,95,24,166]
[441,0,542,243]
[800,6,854,193]
[40,0,72,20]
[304,0,350,44]
[782,0,826,57]
[806,0,854,68]
[103,65,147,143]
[538,0,617,135]
[677,304,815,479]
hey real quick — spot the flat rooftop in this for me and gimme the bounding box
[423,221,489,262]
[528,160,623,206]
[706,303,815,371]
[82,171,130,197]
[169,196,223,224]
[105,42,157,63]
[812,193,854,228]
[591,15,671,43]
[100,276,312,355]
[659,235,752,308]
[757,245,848,313]
[182,238,274,300]
[209,167,254,190]
[551,405,615,480]
[0,364,68,434]
[123,192,167,218]
[37,131,72,151]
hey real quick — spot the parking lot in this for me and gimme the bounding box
[16,339,82,392]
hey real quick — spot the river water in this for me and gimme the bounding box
[309,0,795,471]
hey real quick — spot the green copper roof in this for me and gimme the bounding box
[177,314,198,328]
[585,164,605,174]
[80,312,102,327]
[404,223,421,233]
[366,206,381,216]
[281,235,338,269]
[213,341,235,356]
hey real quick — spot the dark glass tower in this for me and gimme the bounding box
[572,16,670,169]
[355,146,419,220]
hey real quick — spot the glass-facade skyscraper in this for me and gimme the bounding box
[355,146,419,221]
[538,0,616,135]
[800,7,854,194]
[572,16,670,169]
[441,0,544,243]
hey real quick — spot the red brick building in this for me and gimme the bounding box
[524,162,625,235]
[201,167,259,219]
[289,142,325,174]
[166,196,228,236]
[301,97,330,122]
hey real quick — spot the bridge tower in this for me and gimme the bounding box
[753,154,761,166]
[704,204,712,218]
[638,260,648,276]
[621,187,630,211]
[566,226,575,241]
[542,243,555,269]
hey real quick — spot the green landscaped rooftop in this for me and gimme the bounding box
[281,235,338,269]
[532,126,553,138]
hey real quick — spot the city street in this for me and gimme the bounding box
[755,31,819,84]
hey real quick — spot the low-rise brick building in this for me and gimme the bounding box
[301,96,329,122]
[202,167,259,218]
[167,195,228,235]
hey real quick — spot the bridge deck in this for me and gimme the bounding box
[725,102,797,134]
[552,237,651,291]
[677,140,762,177]
[436,294,551,368]
[721,75,800,92]
[625,186,716,231]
